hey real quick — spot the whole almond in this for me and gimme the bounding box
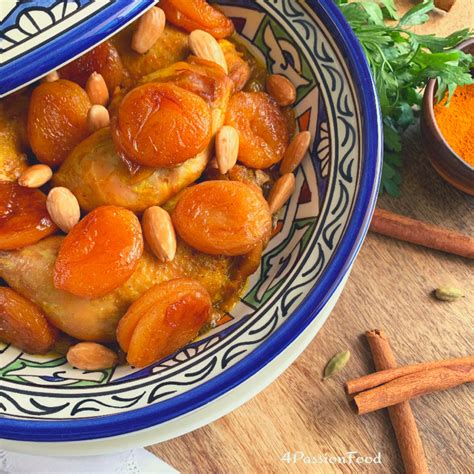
[42,70,59,83]
[18,164,53,188]
[267,74,297,106]
[143,206,177,262]
[86,72,109,105]
[67,343,118,370]
[280,131,311,174]
[46,187,81,233]
[132,7,166,54]
[268,173,296,214]
[189,30,228,73]
[87,104,110,132]
[216,125,239,174]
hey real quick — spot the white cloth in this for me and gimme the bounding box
[0,449,178,474]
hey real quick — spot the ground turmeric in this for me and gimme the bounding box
[434,84,474,166]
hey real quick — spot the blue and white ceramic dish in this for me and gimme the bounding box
[0,0,382,453]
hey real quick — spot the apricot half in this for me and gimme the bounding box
[54,206,143,299]
[117,278,212,367]
[0,182,57,250]
[225,92,290,169]
[59,41,124,94]
[27,80,91,167]
[172,180,272,256]
[160,0,234,39]
[0,287,58,354]
[112,83,212,168]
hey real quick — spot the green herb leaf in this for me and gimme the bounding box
[323,351,351,380]
[398,0,433,27]
[379,0,398,20]
[359,2,385,26]
[337,0,473,196]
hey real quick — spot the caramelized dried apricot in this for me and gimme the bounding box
[117,278,212,367]
[141,57,233,134]
[112,82,212,167]
[27,80,91,167]
[0,287,58,354]
[225,92,290,169]
[0,93,29,182]
[59,41,124,94]
[160,0,234,39]
[172,181,272,256]
[54,206,144,298]
[0,182,57,250]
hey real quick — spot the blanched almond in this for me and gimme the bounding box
[46,187,81,233]
[42,70,59,83]
[132,7,166,54]
[280,131,311,174]
[87,104,110,132]
[268,173,296,214]
[216,125,239,174]
[143,206,177,262]
[18,164,53,188]
[267,74,297,106]
[67,343,118,370]
[189,30,228,73]
[86,72,109,105]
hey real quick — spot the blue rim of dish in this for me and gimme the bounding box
[0,0,157,97]
[0,0,382,442]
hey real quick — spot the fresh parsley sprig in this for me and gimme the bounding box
[336,0,473,196]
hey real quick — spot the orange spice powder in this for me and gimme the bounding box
[434,84,474,166]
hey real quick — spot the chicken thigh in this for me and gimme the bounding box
[0,237,244,342]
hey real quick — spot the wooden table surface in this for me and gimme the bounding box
[151,3,474,472]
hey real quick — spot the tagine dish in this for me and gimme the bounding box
[0,0,310,371]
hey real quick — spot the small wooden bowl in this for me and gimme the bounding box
[421,38,474,196]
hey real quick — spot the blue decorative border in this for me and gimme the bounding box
[0,0,382,441]
[0,1,157,97]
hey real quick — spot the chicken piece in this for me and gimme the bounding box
[55,58,233,212]
[0,92,29,182]
[111,24,189,86]
[0,236,246,342]
[219,40,251,92]
[53,128,209,213]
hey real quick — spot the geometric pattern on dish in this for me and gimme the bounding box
[0,0,361,419]
[318,122,331,178]
[1,1,110,60]
[0,1,156,97]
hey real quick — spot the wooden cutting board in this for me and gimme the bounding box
[150,2,474,472]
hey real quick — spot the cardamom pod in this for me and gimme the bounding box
[323,350,351,380]
[434,287,464,302]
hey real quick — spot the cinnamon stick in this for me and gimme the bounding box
[346,355,474,395]
[370,208,474,259]
[354,364,474,415]
[365,330,428,474]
